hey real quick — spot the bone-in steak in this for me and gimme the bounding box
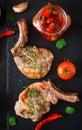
[14,80,79,122]
[11,18,54,79]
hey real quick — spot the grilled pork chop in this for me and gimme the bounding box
[14,79,79,122]
[11,18,54,79]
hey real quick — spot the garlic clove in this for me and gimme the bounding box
[13,1,28,13]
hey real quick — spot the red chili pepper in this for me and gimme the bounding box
[58,14,64,25]
[47,23,55,32]
[0,30,15,39]
[47,16,55,23]
[35,113,62,130]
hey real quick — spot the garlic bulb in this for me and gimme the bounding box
[13,1,28,13]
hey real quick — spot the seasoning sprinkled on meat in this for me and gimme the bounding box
[14,80,79,122]
[11,18,54,79]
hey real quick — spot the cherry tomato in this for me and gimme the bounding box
[47,16,55,23]
[57,61,76,80]
[41,8,53,18]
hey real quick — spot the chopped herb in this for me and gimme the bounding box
[27,88,45,121]
[20,50,43,71]
[26,47,36,57]
[56,38,67,49]
[6,13,16,21]
[57,82,62,88]
[28,88,40,98]
[64,56,68,61]
[65,106,76,114]
[32,51,36,57]
[35,64,42,71]
[9,116,16,126]
[20,50,36,64]
[28,99,34,105]
[17,79,24,86]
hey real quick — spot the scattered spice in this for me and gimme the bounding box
[35,113,62,130]
[65,106,76,114]
[0,30,15,39]
[56,38,67,49]
[6,13,16,21]
[9,116,16,126]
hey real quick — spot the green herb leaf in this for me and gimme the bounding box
[31,51,36,57]
[9,116,16,126]
[65,106,76,114]
[20,50,43,71]
[17,79,24,86]
[28,88,40,98]
[6,13,16,21]
[56,38,67,49]
[35,64,42,71]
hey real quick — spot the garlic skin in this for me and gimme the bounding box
[13,2,28,13]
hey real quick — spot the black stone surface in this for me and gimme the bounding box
[0,0,82,130]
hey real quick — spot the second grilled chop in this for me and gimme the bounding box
[14,79,79,122]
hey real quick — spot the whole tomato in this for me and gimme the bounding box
[57,61,76,80]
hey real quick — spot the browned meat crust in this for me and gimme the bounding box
[14,80,79,122]
[11,18,54,79]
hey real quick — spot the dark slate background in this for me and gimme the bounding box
[0,0,82,130]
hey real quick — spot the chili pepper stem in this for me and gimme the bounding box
[0,30,15,39]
